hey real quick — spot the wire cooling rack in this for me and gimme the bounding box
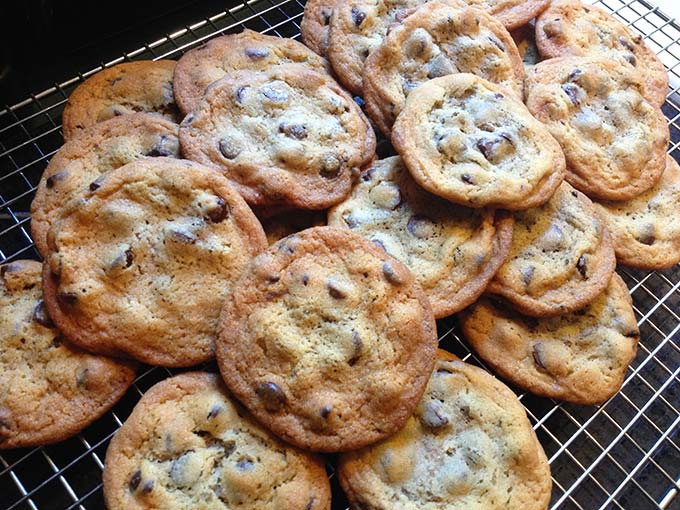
[1,0,679,508]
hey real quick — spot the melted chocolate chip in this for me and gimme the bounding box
[421,402,449,430]
[57,292,78,307]
[46,172,68,189]
[306,497,316,510]
[327,279,346,299]
[619,36,635,52]
[522,266,535,286]
[124,249,134,268]
[372,239,387,252]
[427,54,454,79]
[319,154,341,179]
[261,85,289,103]
[170,230,197,244]
[407,215,433,238]
[461,174,474,184]
[476,137,501,160]
[33,300,54,328]
[562,83,584,105]
[279,122,308,140]
[141,480,154,494]
[207,196,230,223]
[256,382,287,412]
[532,343,547,370]
[245,47,270,59]
[348,330,363,365]
[342,213,357,228]
[624,329,640,338]
[360,168,375,182]
[320,405,332,418]
[236,459,254,470]
[219,138,241,159]
[76,368,89,389]
[207,404,223,419]
[488,35,505,51]
[624,54,637,66]
[567,68,582,82]
[638,233,655,245]
[576,255,587,279]
[235,86,248,104]
[89,176,105,192]
[351,6,366,26]
[146,135,175,157]
[129,470,142,492]
[382,261,402,285]
[302,274,309,286]
[321,8,332,24]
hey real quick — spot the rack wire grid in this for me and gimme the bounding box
[0,0,679,508]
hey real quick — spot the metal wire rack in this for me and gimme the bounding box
[0,0,679,508]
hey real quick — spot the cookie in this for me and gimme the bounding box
[301,0,336,56]
[0,260,135,449]
[467,0,550,31]
[362,1,525,136]
[328,156,513,318]
[461,273,638,404]
[173,29,329,115]
[31,113,180,256]
[42,158,267,367]
[180,65,375,209]
[260,209,327,244]
[524,57,669,201]
[511,23,541,68]
[216,226,438,452]
[338,349,552,510]
[487,182,616,317]
[392,73,565,210]
[535,0,668,107]
[62,60,180,141]
[593,155,680,269]
[103,372,330,510]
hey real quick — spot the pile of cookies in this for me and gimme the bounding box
[1,0,679,508]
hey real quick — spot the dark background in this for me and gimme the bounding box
[0,0,234,106]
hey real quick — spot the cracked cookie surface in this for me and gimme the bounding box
[0,260,135,449]
[363,1,525,135]
[103,372,330,510]
[461,274,639,404]
[180,65,375,209]
[42,158,267,367]
[593,155,680,269]
[217,226,438,452]
[62,60,180,141]
[488,181,616,317]
[535,0,668,107]
[328,156,513,318]
[31,113,180,256]
[392,73,565,210]
[173,30,329,115]
[525,57,668,201]
[338,349,552,510]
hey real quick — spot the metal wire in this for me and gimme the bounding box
[0,0,679,508]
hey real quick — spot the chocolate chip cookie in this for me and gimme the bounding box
[524,57,669,201]
[487,182,616,317]
[42,158,267,367]
[217,226,438,452]
[338,349,552,510]
[363,1,525,136]
[260,209,327,244]
[535,0,668,107]
[173,29,329,115]
[180,65,376,209]
[328,156,513,318]
[461,274,638,404]
[0,260,136,449]
[62,60,180,141]
[392,73,565,210]
[103,372,330,510]
[31,113,180,256]
[593,155,680,270]
[301,0,336,56]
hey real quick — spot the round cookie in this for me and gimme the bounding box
[524,57,669,201]
[511,23,541,68]
[328,156,513,318]
[593,155,680,269]
[487,181,616,317]
[173,29,329,115]
[42,158,267,367]
[328,0,548,94]
[260,210,327,245]
[62,60,180,141]
[392,73,565,210]
[217,226,438,452]
[338,349,552,510]
[363,1,525,136]
[103,372,330,510]
[0,260,136,449]
[31,113,180,256]
[460,273,639,404]
[301,0,336,56]
[535,0,668,107]
[180,65,375,209]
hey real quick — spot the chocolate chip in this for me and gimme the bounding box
[427,54,454,79]
[236,459,254,470]
[348,330,363,365]
[619,36,635,52]
[46,172,68,189]
[319,154,341,179]
[306,497,316,510]
[33,300,54,328]
[476,137,500,160]
[532,343,547,370]
[461,174,474,184]
[207,196,230,223]
[124,249,134,268]
[261,85,289,103]
[245,47,270,59]
[52,335,64,347]
[321,8,332,24]
[351,7,366,26]
[353,96,365,107]
[89,176,105,192]
[256,382,287,412]
[372,239,387,252]
[342,212,357,228]
[624,54,637,66]
[57,292,78,307]
[279,122,307,140]
[141,480,154,494]
[327,279,346,299]
[302,274,309,286]
[129,470,142,492]
[235,86,248,104]
[407,215,433,239]
[76,368,89,389]
[488,35,505,51]
[421,402,449,430]
[576,255,587,279]
[567,68,582,82]
[219,138,241,159]
[170,230,197,244]
[624,329,640,338]
[562,83,585,105]
[320,405,332,418]
[382,261,402,285]
[638,233,655,245]
[493,92,504,100]
[146,135,175,157]
[207,404,223,419]
[360,168,375,182]
[522,266,535,286]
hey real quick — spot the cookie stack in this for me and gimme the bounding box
[2,0,677,508]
